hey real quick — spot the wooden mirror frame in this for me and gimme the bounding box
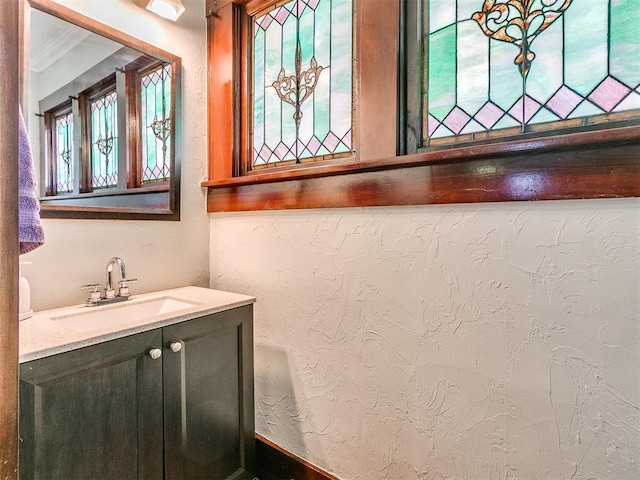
[23,0,181,221]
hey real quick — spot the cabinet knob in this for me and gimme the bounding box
[169,342,182,353]
[149,348,162,360]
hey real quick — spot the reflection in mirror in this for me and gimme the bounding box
[25,0,181,220]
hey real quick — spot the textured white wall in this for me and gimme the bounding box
[23,0,210,311]
[211,198,640,479]
[22,2,640,478]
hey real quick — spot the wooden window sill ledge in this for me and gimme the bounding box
[203,125,640,212]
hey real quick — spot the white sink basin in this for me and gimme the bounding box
[52,297,198,332]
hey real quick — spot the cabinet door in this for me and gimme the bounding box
[163,305,255,479]
[20,330,164,480]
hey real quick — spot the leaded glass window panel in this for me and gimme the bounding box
[252,0,353,169]
[53,110,73,194]
[141,63,172,183]
[423,0,640,146]
[90,90,118,188]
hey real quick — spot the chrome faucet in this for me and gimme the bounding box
[106,256,126,298]
[81,257,138,306]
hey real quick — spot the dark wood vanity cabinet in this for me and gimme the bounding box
[19,305,255,480]
[19,329,164,480]
[163,306,255,479]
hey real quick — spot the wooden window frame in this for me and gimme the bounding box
[203,0,640,212]
[43,101,73,196]
[132,60,174,187]
[82,77,120,191]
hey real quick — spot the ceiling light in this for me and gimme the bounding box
[146,0,185,21]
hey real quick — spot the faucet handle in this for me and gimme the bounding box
[81,283,102,304]
[118,278,138,297]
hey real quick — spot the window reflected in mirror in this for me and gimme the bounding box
[140,63,172,183]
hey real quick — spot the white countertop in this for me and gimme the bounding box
[19,286,255,363]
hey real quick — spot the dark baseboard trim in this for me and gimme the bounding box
[255,433,340,480]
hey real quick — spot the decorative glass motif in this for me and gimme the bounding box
[141,63,172,182]
[90,90,118,188]
[252,0,353,168]
[472,0,574,79]
[272,43,325,128]
[424,0,640,145]
[54,111,73,194]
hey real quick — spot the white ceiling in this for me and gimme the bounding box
[29,9,120,74]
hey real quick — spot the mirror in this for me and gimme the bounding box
[25,0,181,220]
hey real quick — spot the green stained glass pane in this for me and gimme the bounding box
[263,15,284,163]
[329,0,352,144]
[488,40,522,112]
[314,0,331,67]
[525,18,563,105]
[264,15,283,85]
[312,0,331,142]
[281,11,298,155]
[54,111,73,194]
[281,13,297,86]
[298,93,314,146]
[457,19,488,116]
[140,64,172,183]
[252,0,352,167]
[610,0,640,87]
[616,92,640,111]
[529,107,560,125]
[424,0,640,146]
[431,124,454,138]
[461,119,484,134]
[429,0,455,33]
[297,6,315,145]
[298,5,315,67]
[253,27,265,161]
[571,99,604,117]
[457,0,478,21]
[492,115,519,130]
[564,0,608,97]
[90,90,118,189]
[428,24,456,121]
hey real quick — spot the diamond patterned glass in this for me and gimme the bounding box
[141,63,172,183]
[252,0,353,168]
[54,111,73,194]
[90,90,118,188]
[424,0,640,146]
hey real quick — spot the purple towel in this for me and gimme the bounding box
[18,107,44,254]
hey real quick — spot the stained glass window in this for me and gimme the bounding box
[141,63,172,182]
[424,0,640,146]
[252,0,353,169]
[53,110,73,194]
[90,90,118,188]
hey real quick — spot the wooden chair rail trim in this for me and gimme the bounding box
[206,138,640,212]
[203,124,640,190]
